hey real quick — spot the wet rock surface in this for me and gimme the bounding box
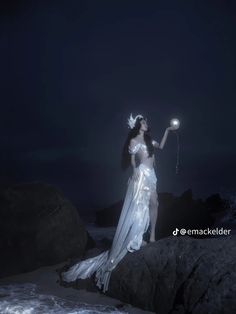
[107,235,236,314]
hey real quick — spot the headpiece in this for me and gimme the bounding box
[127,113,144,129]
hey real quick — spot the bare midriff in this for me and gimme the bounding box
[136,146,155,169]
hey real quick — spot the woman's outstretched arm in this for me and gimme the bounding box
[158,126,175,149]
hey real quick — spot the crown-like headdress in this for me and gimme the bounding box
[127,113,144,129]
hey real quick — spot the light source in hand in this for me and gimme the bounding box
[170,118,180,130]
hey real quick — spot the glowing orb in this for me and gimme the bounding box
[170,118,180,129]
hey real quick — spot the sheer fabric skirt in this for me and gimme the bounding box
[61,163,157,292]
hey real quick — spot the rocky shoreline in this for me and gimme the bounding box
[0,182,235,313]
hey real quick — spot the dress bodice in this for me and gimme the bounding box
[128,140,156,156]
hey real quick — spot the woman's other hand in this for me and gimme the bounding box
[133,168,140,182]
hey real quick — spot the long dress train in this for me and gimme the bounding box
[61,162,157,293]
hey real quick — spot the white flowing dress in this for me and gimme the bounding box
[61,139,158,293]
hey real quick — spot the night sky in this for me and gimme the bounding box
[2,1,236,215]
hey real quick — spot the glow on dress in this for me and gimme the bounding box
[61,140,158,293]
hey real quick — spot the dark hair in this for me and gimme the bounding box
[121,117,154,171]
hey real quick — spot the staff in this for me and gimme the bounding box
[170,118,180,174]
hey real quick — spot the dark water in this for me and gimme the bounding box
[0,283,128,314]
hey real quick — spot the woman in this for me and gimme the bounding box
[60,113,175,293]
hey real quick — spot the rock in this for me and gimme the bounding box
[157,190,213,239]
[85,230,96,250]
[205,193,229,213]
[0,182,88,278]
[95,200,123,227]
[107,235,236,314]
[99,237,112,249]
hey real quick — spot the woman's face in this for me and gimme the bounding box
[140,118,148,131]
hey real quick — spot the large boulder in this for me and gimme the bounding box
[95,200,123,227]
[0,182,90,278]
[107,235,236,313]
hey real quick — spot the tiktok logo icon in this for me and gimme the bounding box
[172,228,179,236]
